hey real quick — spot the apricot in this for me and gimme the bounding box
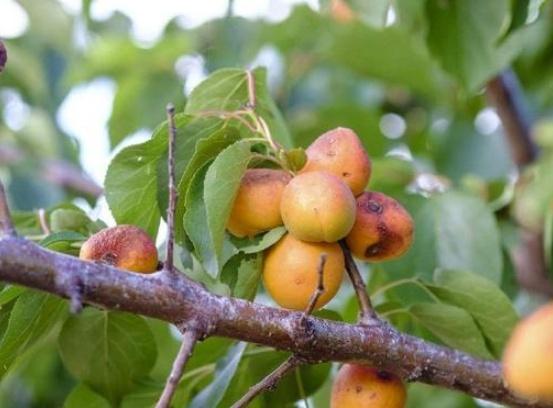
[79,225,158,273]
[502,302,553,401]
[263,233,344,311]
[301,127,371,196]
[280,171,356,243]
[331,364,406,408]
[227,168,292,238]
[346,192,413,261]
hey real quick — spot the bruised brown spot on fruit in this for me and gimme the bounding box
[346,192,413,262]
[280,171,356,242]
[263,234,344,311]
[503,302,553,401]
[301,127,371,196]
[80,225,158,274]
[227,168,292,238]
[331,364,406,408]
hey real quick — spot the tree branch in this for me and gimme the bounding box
[339,241,377,322]
[164,104,177,273]
[486,70,553,297]
[0,182,15,237]
[0,40,6,72]
[231,356,301,408]
[0,237,549,407]
[155,329,198,408]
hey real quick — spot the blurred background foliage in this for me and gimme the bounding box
[1,0,553,407]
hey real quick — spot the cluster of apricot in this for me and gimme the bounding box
[228,127,413,408]
[228,127,414,311]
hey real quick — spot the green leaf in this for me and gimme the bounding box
[221,253,263,300]
[104,132,167,238]
[185,67,292,147]
[428,269,519,357]
[58,309,157,403]
[0,286,26,306]
[189,342,247,408]
[171,123,241,243]
[230,226,286,254]
[0,291,67,377]
[384,191,503,291]
[203,140,254,275]
[49,208,92,234]
[409,303,493,359]
[64,383,111,408]
[426,0,510,90]
[40,231,86,247]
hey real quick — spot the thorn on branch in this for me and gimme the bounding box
[0,181,16,237]
[339,240,377,323]
[303,254,327,318]
[37,209,51,235]
[155,329,198,408]
[164,103,178,274]
[231,355,301,408]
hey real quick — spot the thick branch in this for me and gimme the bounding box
[0,237,549,407]
[156,329,198,408]
[231,356,301,408]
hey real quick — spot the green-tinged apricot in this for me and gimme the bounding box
[263,233,344,311]
[301,127,371,196]
[331,364,406,408]
[280,171,356,243]
[79,225,158,273]
[502,302,553,401]
[227,168,292,238]
[346,192,413,261]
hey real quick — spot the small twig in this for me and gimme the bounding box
[37,209,51,235]
[231,355,301,408]
[164,104,178,273]
[0,181,15,237]
[245,70,256,109]
[339,241,377,322]
[303,254,327,317]
[156,329,198,408]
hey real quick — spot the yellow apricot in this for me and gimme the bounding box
[79,225,158,273]
[331,364,406,408]
[330,0,356,23]
[503,302,553,401]
[280,171,356,243]
[346,192,413,261]
[227,168,292,238]
[301,127,371,196]
[263,233,344,311]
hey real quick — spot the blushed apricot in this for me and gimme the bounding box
[227,168,292,238]
[331,364,406,408]
[502,302,553,401]
[346,192,413,261]
[263,233,344,311]
[280,171,356,243]
[301,127,371,196]
[79,225,158,273]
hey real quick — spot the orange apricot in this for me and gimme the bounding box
[280,171,356,243]
[227,168,292,238]
[502,302,553,401]
[331,364,406,408]
[301,127,371,196]
[263,233,344,311]
[345,192,413,261]
[79,225,158,273]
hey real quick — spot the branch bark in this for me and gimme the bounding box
[0,237,549,407]
[0,40,6,72]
